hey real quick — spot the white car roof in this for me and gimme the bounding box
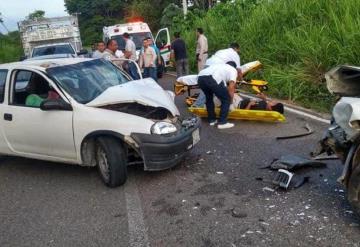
[0,58,94,72]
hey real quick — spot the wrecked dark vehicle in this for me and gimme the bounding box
[315,65,360,214]
[0,58,200,188]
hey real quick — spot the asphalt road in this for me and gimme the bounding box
[1,74,359,247]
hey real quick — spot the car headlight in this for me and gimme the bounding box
[151,121,177,134]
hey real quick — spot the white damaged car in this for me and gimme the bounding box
[0,58,200,187]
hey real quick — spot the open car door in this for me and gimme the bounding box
[155,28,171,67]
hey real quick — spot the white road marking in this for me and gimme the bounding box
[166,72,331,124]
[124,178,150,247]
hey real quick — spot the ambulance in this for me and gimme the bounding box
[103,22,171,77]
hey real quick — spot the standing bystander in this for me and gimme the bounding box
[196,28,208,72]
[171,32,189,78]
[123,32,140,80]
[139,38,157,81]
[92,41,106,58]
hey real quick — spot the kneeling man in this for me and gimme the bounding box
[198,61,240,129]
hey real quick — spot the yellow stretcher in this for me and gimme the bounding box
[174,61,285,122]
[188,107,286,123]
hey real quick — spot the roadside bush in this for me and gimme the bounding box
[171,0,360,111]
[0,31,23,63]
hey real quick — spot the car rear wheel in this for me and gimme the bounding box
[96,137,127,187]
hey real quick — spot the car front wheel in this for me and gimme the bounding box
[96,137,128,187]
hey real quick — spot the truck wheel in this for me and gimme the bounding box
[96,137,127,187]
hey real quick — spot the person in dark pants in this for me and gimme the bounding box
[197,62,239,129]
[171,32,189,78]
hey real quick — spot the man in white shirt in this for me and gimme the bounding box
[198,61,240,129]
[196,27,208,72]
[123,32,140,79]
[139,38,157,81]
[206,43,242,76]
[92,41,106,58]
[102,39,124,68]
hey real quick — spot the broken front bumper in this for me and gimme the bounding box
[130,117,201,171]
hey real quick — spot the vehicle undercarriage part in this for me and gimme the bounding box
[256,169,294,189]
[276,123,313,140]
[273,169,294,189]
[311,124,351,162]
[262,154,326,171]
[312,153,338,160]
[338,144,357,186]
[100,103,172,120]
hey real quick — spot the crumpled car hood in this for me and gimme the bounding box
[326,65,360,96]
[86,78,180,116]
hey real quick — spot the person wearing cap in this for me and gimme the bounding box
[197,61,241,129]
[196,27,208,72]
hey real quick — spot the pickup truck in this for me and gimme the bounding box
[0,58,200,187]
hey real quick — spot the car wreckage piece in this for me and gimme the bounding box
[316,65,360,215]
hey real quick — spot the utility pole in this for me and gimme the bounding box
[183,0,188,18]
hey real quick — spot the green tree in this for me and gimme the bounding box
[27,10,45,20]
[160,3,183,28]
[65,0,128,45]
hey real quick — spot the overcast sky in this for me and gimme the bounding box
[0,0,68,33]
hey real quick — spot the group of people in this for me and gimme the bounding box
[192,28,284,129]
[91,33,161,82]
[90,28,283,130]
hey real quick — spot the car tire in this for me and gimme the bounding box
[96,137,127,188]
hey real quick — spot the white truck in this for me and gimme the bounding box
[103,22,171,76]
[18,16,84,59]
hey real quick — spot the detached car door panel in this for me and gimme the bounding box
[2,69,76,160]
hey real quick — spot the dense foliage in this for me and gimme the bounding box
[0,31,22,63]
[170,0,360,110]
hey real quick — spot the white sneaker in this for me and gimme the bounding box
[217,123,234,129]
[209,120,218,126]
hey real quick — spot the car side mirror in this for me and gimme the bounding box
[40,99,72,111]
[77,49,88,56]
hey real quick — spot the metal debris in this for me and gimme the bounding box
[276,123,314,140]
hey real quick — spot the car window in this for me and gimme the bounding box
[12,70,55,107]
[14,70,32,91]
[0,70,8,103]
[32,45,75,57]
[47,59,130,104]
[112,32,152,50]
